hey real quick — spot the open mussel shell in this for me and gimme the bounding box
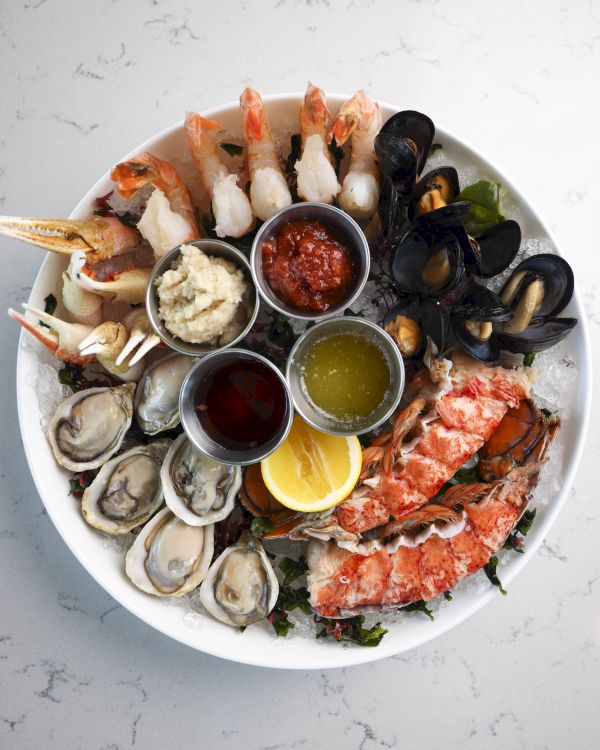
[464,220,521,278]
[415,200,471,231]
[451,284,512,364]
[47,383,135,471]
[380,110,435,176]
[199,530,279,627]
[409,167,469,230]
[383,297,423,358]
[453,318,500,364]
[81,440,170,534]
[134,353,195,435]
[125,507,214,597]
[453,283,513,322]
[499,253,575,324]
[161,433,241,527]
[421,298,450,353]
[497,317,578,354]
[390,228,464,297]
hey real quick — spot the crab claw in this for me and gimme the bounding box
[115,310,161,366]
[77,320,144,382]
[69,251,151,305]
[8,303,95,364]
[0,215,140,265]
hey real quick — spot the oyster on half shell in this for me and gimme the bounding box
[199,531,279,627]
[162,434,241,527]
[81,440,171,534]
[47,383,135,471]
[134,354,195,435]
[125,507,214,597]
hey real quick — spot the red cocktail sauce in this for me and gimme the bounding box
[262,219,355,312]
[194,358,286,451]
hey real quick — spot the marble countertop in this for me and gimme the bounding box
[1,1,599,747]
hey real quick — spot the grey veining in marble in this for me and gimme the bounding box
[1,0,599,748]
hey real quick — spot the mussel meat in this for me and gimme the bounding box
[391,227,464,297]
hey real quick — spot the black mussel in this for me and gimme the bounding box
[453,283,513,323]
[421,298,450,353]
[463,220,522,279]
[499,253,574,334]
[380,110,435,176]
[497,317,578,354]
[390,228,464,297]
[375,132,418,189]
[415,200,471,231]
[408,167,470,230]
[451,284,513,364]
[383,297,423,358]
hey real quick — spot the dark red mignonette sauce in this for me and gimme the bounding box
[194,357,286,451]
[262,218,355,312]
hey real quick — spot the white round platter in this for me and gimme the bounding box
[15,93,592,669]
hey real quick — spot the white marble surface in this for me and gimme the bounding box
[1,0,599,747]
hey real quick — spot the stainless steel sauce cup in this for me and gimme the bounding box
[146,239,259,357]
[250,202,370,321]
[179,348,294,465]
[286,317,405,436]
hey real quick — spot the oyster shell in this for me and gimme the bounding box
[199,531,278,627]
[81,440,170,534]
[134,354,195,435]
[125,507,214,596]
[162,434,241,527]
[47,383,135,471]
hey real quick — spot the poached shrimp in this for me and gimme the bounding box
[295,83,340,203]
[185,112,254,239]
[240,86,292,221]
[329,90,382,220]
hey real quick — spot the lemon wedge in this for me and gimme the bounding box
[260,416,362,513]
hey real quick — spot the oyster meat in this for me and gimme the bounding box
[162,434,241,527]
[47,383,135,471]
[81,440,170,534]
[125,507,214,596]
[199,531,278,627]
[135,354,195,435]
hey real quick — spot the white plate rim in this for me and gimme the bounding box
[15,93,592,669]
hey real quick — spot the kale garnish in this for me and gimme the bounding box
[400,600,435,621]
[458,179,506,236]
[328,138,344,176]
[68,470,96,499]
[523,352,536,367]
[315,615,388,647]
[267,314,299,353]
[250,517,274,537]
[503,508,537,554]
[220,142,244,157]
[279,556,308,586]
[483,555,507,596]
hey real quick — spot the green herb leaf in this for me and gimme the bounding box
[515,508,536,536]
[343,307,365,318]
[279,556,308,586]
[458,179,506,236]
[443,591,453,601]
[116,211,139,228]
[220,142,244,157]
[428,143,443,158]
[278,585,312,616]
[502,535,525,554]
[401,600,435,620]
[316,614,388,647]
[328,138,344,176]
[523,352,536,367]
[68,470,96,499]
[285,133,302,174]
[58,363,84,392]
[449,458,480,485]
[541,407,553,419]
[483,555,507,595]
[268,314,299,353]
[44,293,57,316]
[250,517,274,537]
